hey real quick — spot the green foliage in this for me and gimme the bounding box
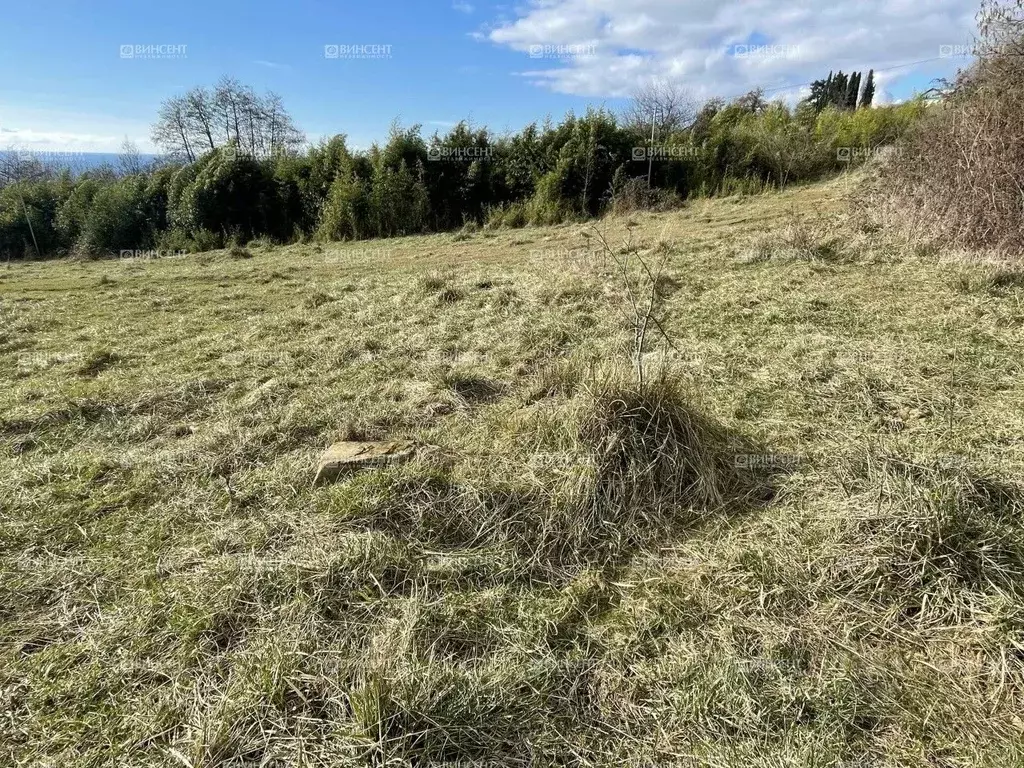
[54,178,102,246]
[171,144,286,242]
[2,89,932,259]
[69,176,157,255]
[485,200,530,229]
[732,103,831,186]
[0,177,73,258]
[806,70,871,113]
[377,122,428,172]
[491,123,546,202]
[859,70,876,109]
[142,164,177,233]
[369,160,430,238]
[275,135,353,235]
[815,101,927,154]
[318,171,371,241]
[424,122,495,230]
[547,108,637,216]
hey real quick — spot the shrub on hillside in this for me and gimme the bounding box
[1,84,930,258]
[368,160,430,238]
[141,164,178,233]
[423,122,496,230]
[871,2,1024,253]
[156,226,223,254]
[608,175,682,215]
[270,137,353,237]
[171,144,287,243]
[55,178,101,246]
[814,101,926,157]
[525,170,578,225]
[318,171,372,241]
[736,103,832,185]
[70,176,155,255]
[485,200,530,229]
[0,178,73,258]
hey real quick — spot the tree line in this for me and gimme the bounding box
[0,74,926,259]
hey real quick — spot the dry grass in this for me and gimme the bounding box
[2,176,1024,766]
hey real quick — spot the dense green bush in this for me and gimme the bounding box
[0,177,73,258]
[171,145,287,242]
[815,101,927,154]
[276,135,352,235]
[54,178,101,246]
[72,176,156,255]
[318,171,372,241]
[484,201,529,229]
[424,123,495,230]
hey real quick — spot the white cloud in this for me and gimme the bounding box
[0,127,128,152]
[453,1,475,13]
[0,107,158,154]
[485,0,979,100]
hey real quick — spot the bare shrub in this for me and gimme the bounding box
[609,177,682,215]
[585,223,676,388]
[871,0,1024,254]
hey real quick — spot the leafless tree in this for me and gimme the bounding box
[213,77,259,149]
[118,137,142,175]
[0,146,24,187]
[152,96,197,162]
[185,87,219,154]
[0,145,48,188]
[979,0,1024,55]
[622,80,697,138]
[585,223,677,389]
[151,78,305,162]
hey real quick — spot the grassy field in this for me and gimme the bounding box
[2,174,1024,767]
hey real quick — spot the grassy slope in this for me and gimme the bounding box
[2,175,1024,767]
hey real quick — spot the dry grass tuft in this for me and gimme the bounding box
[739,217,848,264]
[578,373,772,529]
[228,244,254,260]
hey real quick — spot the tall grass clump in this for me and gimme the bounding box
[352,367,773,576]
[573,373,771,529]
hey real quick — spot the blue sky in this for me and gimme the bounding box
[0,0,980,153]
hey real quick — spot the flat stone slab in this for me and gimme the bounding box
[313,440,416,486]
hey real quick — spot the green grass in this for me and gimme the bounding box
[2,177,1024,766]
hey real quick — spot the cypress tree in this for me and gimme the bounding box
[831,72,849,108]
[859,69,876,108]
[845,71,861,109]
[807,73,830,112]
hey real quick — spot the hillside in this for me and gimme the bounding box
[2,176,1024,767]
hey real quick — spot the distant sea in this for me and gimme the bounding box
[1,150,165,176]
